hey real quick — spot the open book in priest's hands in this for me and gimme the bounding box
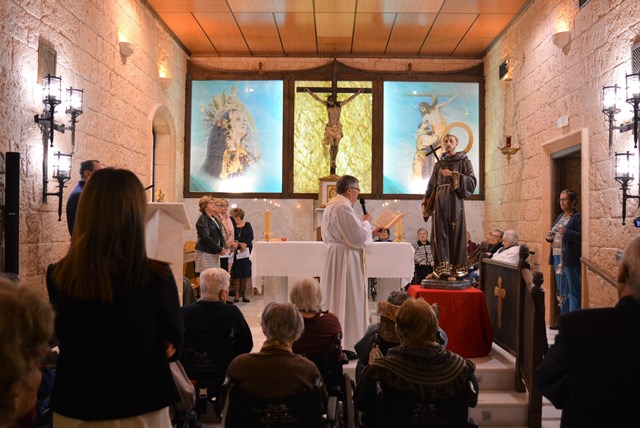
[371,208,403,230]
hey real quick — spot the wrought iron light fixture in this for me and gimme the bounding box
[614,151,640,225]
[602,73,640,152]
[45,152,73,220]
[34,74,84,220]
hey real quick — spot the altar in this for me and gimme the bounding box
[251,241,414,303]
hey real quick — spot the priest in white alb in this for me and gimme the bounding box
[320,175,379,352]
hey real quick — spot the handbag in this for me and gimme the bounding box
[169,360,196,416]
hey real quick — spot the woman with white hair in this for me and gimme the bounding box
[289,277,343,357]
[182,268,253,359]
[225,302,327,400]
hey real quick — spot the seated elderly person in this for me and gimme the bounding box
[355,298,478,428]
[290,277,343,357]
[491,229,520,265]
[290,278,344,394]
[468,229,503,266]
[536,235,640,427]
[182,268,253,357]
[225,302,327,401]
[354,291,447,381]
[0,277,54,428]
[412,228,434,284]
[181,268,252,416]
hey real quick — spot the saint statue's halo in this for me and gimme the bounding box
[442,121,474,154]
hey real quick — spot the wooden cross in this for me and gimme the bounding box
[295,60,372,100]
[494,276,507,329]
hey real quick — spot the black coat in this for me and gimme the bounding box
[195,213,225,254]
[536,296,640,427]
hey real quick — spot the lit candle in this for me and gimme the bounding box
[395,212,403,242]
[264,209,271,239]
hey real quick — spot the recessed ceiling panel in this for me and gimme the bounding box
[352,13,394,55]
[159,13,215,54]
[358,0,443,13]
[195,13,250,55]
[441,0,527,14]
[386,13,435,55]
[420,13,476,56]
[235,13,284,55]
[148,0,230,13]
[228,0,313,13]
[275,12,317,55]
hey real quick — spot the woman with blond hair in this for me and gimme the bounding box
[47,168,183,427]
[355,298,477,428]
[195,195,228,275]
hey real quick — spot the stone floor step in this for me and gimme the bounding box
[469,390,529,426]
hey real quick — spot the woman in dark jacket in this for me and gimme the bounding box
[545,189,581,314]
[195,196,228,275]
[47,168,183,427]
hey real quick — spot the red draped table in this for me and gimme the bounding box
[407,285,493,358]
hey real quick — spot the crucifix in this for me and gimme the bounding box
[297,60,372,175]
[494,276,507,329]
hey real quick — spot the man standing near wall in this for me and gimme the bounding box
[66,160,101,235]
[320,175,379,353]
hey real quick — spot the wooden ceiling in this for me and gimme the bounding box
[147,0,529,58]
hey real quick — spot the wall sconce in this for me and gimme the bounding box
[119,41,135,59]
[34,75,84,220]
[603,73,640,150]
[159,77,171,90]
[46,152,73,221]
[552,31,571,49]
[614,151,640,225]
[499,136,520,162]
[66,87,84,154]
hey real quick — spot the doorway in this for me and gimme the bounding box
[542,129,589,325]
[549,146,581,325]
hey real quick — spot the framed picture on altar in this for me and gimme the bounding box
[318,176,339,208]
[187,80,284,194]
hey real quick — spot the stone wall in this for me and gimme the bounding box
[484,0,640,309]
[0,0,188,296]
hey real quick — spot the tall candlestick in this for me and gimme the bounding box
[395,213,404,242]
[264,209,271,241]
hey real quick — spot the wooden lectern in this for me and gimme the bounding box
[145,203,191,304]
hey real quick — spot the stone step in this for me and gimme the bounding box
[469,390,529,426]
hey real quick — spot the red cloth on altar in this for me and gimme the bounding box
[407,285,493,358]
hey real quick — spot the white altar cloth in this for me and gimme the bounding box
[250,241,414,303]
[251,241,414,278]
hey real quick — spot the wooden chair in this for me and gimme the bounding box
[183,240,196,279]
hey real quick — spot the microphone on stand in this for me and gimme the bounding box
[359,198,368,215]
